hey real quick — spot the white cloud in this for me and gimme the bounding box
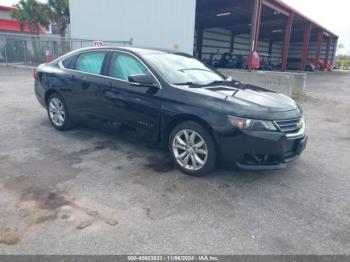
[1,0,19,6]
[1,0,46,6]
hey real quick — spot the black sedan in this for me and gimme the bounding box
[34,47,307,176]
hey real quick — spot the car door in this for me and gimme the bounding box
[69,51,108,121]
[100,51,162,142]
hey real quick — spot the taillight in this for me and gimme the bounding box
[33,69,38,80]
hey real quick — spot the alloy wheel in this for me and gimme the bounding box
[172,129,208,171]
[49,97,65,127]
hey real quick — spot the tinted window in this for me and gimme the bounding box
[75,52,106,74]
[108,52,148,80]
[61,55,76,69]
[144,53,224,85]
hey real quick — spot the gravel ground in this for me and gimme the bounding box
[0,67,349,255]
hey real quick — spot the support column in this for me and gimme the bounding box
[196,26,203,60]
[300,23,312,71]
[249,0,262,70]
[255,0,263,47]
[268,39,273,56]
[325,36,331,65]
[315,30,324,61]
[281,12,293,72]
[331,37,338,65]
[230,31,235,53]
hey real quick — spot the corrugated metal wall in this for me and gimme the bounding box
[288,39,336,64]
[194,27,283,66]
[288,41,328,60]
[194,26,336,69]
[234,34,251,55]
[271,42,283,65]
[200,28,232,56]
[194,28,250,61]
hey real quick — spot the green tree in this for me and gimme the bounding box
[10,0,50,64]
[11,0,49,34]
[47,0,70,53]
[335,55,350,70]
[47,0,69,38]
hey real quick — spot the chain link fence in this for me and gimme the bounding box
[0,32,133,66]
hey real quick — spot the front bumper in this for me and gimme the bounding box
[217,129,308,170]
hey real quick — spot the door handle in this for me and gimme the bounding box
[68,74,78,80]
[105,90,120,99]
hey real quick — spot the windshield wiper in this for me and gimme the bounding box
[173,80,227,87]
[202,80,228,86]
[177,68,213,73]
[173,82,200,86]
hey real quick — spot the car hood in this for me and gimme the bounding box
[176,82,300,119]
[210,84,296,111]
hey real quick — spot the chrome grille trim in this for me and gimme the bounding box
[275,117,305,138]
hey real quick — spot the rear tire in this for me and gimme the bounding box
[47,93,73,131]
[169,121,217,176]
[305,65,314,72]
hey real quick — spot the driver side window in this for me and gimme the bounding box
[108,52,149,81]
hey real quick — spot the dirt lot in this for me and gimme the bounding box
[0,66,349,254]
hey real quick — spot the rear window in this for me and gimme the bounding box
[74,52,107,75]
[61,55,76,69]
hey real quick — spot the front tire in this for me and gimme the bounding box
[169,121,217,176]
[47,93,72,131]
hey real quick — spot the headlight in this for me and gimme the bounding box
[297,116,306,131]
[227,115,277,131]
[297,104,303,114]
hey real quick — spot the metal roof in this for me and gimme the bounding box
[196,0,338,41]
[0,6,16,11]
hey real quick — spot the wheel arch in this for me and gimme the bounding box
[44,89,63,106]
[162,114,219,151]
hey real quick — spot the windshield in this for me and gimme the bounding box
[144,53,225,85]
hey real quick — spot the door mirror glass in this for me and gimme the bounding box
[128,74,157,87]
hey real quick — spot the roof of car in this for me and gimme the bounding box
[75,46,181,54]
[71,46,189,55]
[52,46,193,64]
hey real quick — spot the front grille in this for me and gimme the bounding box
[241,154,282,166]
[275,118,304,137]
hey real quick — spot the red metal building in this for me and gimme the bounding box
[195,0,338,71]
[0,5,42,34]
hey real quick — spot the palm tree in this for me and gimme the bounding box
[47,0,70,53]
[338,43,345,55]
[11,0,49,35]
[11,0,50,64]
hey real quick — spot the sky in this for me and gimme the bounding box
[1,0,349,54]
[283,0,350,54]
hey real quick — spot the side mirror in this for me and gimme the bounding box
[226,76,233,82]
[128,74,158,88]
